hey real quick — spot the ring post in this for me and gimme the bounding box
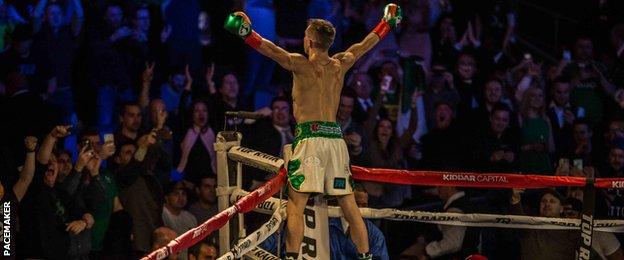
[215,131,242,256]
[577,177,596,260]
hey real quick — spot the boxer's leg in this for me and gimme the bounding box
[285,185,310,258]
[337,193,369,254]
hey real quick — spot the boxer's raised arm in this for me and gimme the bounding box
[224,12,303,71]
[334,34,379,70]
[255,39,305,71]
[335,4,402,70]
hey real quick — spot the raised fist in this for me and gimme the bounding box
[382,4,402,28]
[224,12,262,48]
[50,125,71,139]
[224,12,252,38]
[24,136,38,152]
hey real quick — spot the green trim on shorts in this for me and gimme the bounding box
[293,121,343,151]
[287,159,305,190]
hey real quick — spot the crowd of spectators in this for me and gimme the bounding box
[1,0,624,259]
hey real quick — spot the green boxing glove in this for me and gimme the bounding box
[372,3,402,39]
[224,12,262,48]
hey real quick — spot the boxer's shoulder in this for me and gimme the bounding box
[289,53,310,72]
[332,51,355,71]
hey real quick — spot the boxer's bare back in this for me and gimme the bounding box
[275,27,374,124]
[291,55,343,123]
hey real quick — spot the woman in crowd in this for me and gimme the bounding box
[177,100,217,185]
[518,87,555,174]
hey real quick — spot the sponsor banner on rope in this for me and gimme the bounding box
[244,247,280,260]
[232,190,281,214]
[441,174,509,184]
[595,179,624,189]
[228,146,284,173]
[232,189,624,232]
[350,165,589,189]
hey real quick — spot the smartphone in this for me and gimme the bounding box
[155,129,173,140]
[82,139,94,152]
[573,159,583,171]
[381,75,392,92]
[562,50,572,62]
[104,133,114,144]
[523,53,532,61]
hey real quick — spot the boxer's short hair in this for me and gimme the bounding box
[307,19,335,50]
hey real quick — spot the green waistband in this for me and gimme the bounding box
[293,121,343,148]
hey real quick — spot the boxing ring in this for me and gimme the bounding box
[143,130,624,260]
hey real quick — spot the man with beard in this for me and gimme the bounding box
[189,175,217,224]
[115,102,144,146]
[598,138,624,220]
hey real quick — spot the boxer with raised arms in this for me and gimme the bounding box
[225,5,402,259]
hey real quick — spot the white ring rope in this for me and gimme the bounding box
[230,189,624,232]
[217,204,287,260]
[215,143,624,260]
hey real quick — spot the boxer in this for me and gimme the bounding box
[225,4,401,259]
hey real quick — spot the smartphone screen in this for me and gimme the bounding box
[563,50,571,62]
[104,133,114,143]
[573,159,583,170]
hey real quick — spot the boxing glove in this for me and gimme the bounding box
[372,3,402,39]
[224,11,262,48]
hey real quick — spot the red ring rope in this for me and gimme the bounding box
[350,166,624,189]
[142,168,287,260]
[144,164,624,259]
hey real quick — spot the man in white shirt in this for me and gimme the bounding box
[403,186,478,259]
[162,181,197,259]
[163,181,197,234]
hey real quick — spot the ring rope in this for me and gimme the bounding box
[230,189,624,232]
[217,204,286,260]
[350,165,624,189]
[145,145,624,260]
[142,169,287,260]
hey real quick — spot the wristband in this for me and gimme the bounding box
[372,20,392,39]
[244,31,262,49]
